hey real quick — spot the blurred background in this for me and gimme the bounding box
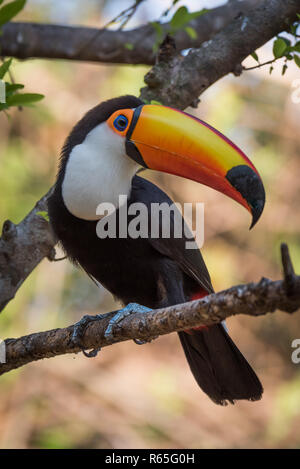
[0,0,300,449]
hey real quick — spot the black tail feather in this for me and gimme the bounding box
[178,324,263,405]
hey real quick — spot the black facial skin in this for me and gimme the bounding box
[125,105,148,168]
[226,165,265,228]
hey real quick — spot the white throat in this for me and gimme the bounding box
[62,122,139,220]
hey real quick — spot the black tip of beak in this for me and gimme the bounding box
[226,165,265,230]
[249,198,265,230]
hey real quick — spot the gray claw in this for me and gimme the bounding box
[72,313,109,357]
[104,303,152,344]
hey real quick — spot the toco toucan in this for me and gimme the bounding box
[48,95,265,405]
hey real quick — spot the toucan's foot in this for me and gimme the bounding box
[222,320,228,333]
[72,313,110,357]
[104,303,153,344]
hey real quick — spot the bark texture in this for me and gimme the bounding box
[0,255,299,376]
[0,0,260,65]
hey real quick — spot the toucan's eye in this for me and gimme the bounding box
[113,114,128,132]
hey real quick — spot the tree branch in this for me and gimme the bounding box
[0,0,259,65]
[140,0,300,108]
[1,244,299,376]
[0,189,56,311]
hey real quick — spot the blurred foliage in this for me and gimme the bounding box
[0,0,25,27]
[0,1,44,112]
[0,0,300,450]
[250,18,300,76]
[151,4,208,51]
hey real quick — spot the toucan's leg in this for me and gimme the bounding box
[104,303,153,344]
[72,312,111,357]
[72,304,153,357]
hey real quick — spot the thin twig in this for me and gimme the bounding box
[243,58,277,71]
[76,0,145,57]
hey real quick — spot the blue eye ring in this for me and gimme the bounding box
[113,114,129,131]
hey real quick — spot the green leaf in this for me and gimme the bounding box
[290,23,297,35]
[280,37,291,47]
[282,64,288,75]
[251,51,259,62]
[188,9,208,21]
[36,211,49,222]
[170,6,189,31]
[0,0,26,27]
[151,21,164,52]
[273,37,287,58]
[170,7,207,33]
[124,42,133,50]
[6,92,44,106]
[150,100,162,105]
[0,57,12,79]
[5,82,24,98]
[151,21,163,38]
[297,13,300,20]
[294,41,300,53]
[5,82,23,92]
[185,26,197,40]
[294,55,300,68]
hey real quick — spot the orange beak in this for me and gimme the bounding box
[109,104,265,228]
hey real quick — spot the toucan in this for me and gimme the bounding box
[48,95,265,405]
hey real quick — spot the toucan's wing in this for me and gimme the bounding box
[131,175,214,294]
[131,178,263,405]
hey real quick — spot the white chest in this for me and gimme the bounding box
[62,123,139,220]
